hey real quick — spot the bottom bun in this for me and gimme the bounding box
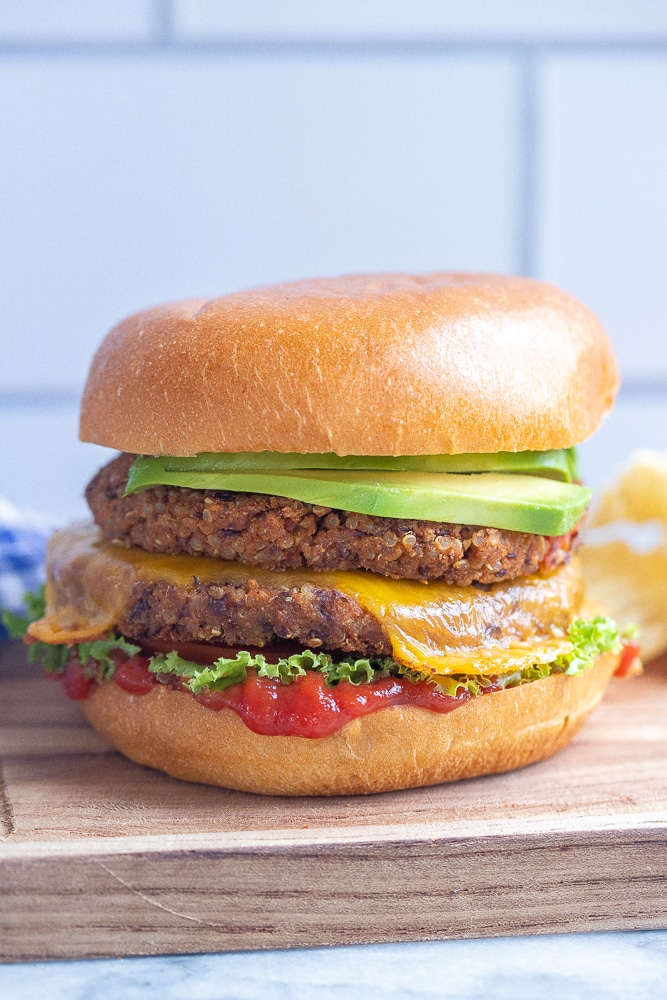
[81,652,618,796]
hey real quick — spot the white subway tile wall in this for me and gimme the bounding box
[0,406,116,524]
[539,56,667,380]
[175,1,667,43]
[1,2,666,521]
[0,56,520,392]
[0,1,155,42]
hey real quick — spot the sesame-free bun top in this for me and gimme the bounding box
[80,273,619,457]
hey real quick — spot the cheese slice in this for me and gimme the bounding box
[30,522,583,676]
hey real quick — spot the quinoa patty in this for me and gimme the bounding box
[117,565,578,658]
[87,454,580,585]
[118,576,391,655]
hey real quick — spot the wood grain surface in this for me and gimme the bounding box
[2,641,667,962]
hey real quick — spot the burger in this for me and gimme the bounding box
[17,273,632,795]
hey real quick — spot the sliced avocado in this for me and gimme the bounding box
[128,447,577,486]
[125,465,590,536]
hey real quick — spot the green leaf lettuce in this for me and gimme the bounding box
[3,587,626,697]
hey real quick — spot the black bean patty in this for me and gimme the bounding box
[87,454,580,585]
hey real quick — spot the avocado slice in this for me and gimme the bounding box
[125,465,590,536]
[128,448,577,483]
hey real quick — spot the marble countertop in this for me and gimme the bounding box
[3,931,667,999]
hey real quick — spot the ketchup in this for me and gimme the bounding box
[62,659,96,700]
[614,639,641,678]
[113,655,158,695]
[193,668,470,738]
[58,648,471,738]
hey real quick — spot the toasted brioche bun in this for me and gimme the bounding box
[80,273,618,457]
[80,651,618,796]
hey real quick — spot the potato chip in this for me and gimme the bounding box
[582,450,667,662]
[591,449,667,527]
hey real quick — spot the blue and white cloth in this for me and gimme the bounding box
[0,497,53,639]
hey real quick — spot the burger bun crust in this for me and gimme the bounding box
[80,651,618,796]
[80,273,619,457]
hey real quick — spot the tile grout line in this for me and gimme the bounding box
[618,382,667,399]
[0,390,81,409]
[152,0,174,47]
[2,39,667,58]
[517,47,539,278]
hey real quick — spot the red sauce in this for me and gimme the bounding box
[113,655,158,695]
[58,648,472,738]
[614,639,641,678]
[193,668,470,738]
[62,659,96,700]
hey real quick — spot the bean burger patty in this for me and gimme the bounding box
[87,454,580,586]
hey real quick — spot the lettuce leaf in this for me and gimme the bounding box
[149,648,250,692]
[147,615,623,696]
[1,586,140,676]
[148,647,392,694]
[554,616,622,676]
[2,588,69,672]
[2,587,46,639]
[77,636,142,679]
[4,587,627,697]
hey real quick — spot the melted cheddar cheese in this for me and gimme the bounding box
[29,522,584,676]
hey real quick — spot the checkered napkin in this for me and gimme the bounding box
[0,497,53,640]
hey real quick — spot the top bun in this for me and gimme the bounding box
[80,273,619,457]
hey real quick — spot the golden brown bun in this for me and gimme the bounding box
[80,273,618,456]
[80,651,618,796]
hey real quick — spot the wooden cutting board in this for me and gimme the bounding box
[2,640,667,962]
